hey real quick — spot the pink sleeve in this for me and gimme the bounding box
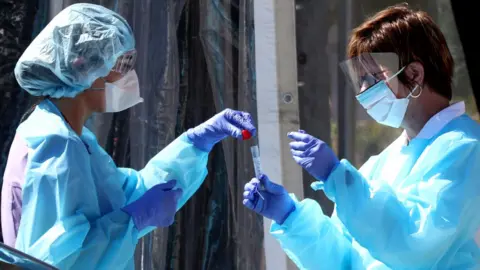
[1,135,29,247]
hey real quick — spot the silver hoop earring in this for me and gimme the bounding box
[410,84,423,99]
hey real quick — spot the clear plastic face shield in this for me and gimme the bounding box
[339,53,416,128]
[112,50,137,76]
[339,52,401,96]
[104,49,144,113]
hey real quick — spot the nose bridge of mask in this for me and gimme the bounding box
[358,65,405,101]
[356,67,404,107]
[356,81,393,109]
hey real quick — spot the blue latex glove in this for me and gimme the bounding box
[187,109,257,152]
[243,174,295,224]
[288,130,339,181]
[122,180,182,231]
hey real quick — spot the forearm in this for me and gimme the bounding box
[321,159,480,268]
[270,196,362,269]
[121,133,209,208]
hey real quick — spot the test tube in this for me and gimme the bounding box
[250,145,265,200]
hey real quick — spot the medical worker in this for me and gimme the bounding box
[1,3,256,270]
[244,4,480,269]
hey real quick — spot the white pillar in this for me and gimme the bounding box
[254,0,303,269]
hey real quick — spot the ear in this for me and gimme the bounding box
[404,62,424,86]
[89,77,106,90]
[105,70,124,83]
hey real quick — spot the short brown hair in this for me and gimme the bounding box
[347,4,454,100]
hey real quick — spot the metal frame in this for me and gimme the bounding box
[0,242,58,270]
[337,0,356,161]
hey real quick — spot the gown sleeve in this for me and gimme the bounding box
[269,195,364,269]
[117,132,209,237]
[319,139,480,269]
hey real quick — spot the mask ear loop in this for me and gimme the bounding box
[409,84,423,98]
[385,66,406,83]
[88,77,108,91]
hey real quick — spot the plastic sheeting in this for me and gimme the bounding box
[65,0,263,269]
[0,0,262,268]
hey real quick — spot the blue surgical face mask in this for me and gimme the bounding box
[356,67,420,128]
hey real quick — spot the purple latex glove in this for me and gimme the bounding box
[122,180,182,231]
[187,109,257,152]
[288,130,339,181]
[243,174,295,225]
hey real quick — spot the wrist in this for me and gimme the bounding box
[186,128,214,152]
[314,158,340,182]
[274,200,296,225]
[186,128,199,142]
[325,159,340,181]
[121,204,145,230]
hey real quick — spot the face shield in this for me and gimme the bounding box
[338,53,412,128]
[14,3,135,98]
[87,49,143,113]
[102,50,143,113]
[112,49,137,76]
[339,52,402,96]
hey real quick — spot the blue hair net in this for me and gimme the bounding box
[14,3,135,98]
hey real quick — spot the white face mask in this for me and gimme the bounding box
[356,67,422,128]
[104,70,143,113]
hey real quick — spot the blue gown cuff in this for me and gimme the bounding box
[310,159,356,202]
[179,132,210,153]
[270,194,302,233]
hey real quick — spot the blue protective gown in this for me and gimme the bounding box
[271,112,480,269]
[14,100,209,269]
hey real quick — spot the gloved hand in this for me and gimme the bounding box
[243,174,295,225]
[122,180,182,231]
[187,109,256,152]
[288,130,339,181]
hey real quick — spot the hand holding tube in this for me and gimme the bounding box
[243,175,295,225]
[187,109,257,152]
